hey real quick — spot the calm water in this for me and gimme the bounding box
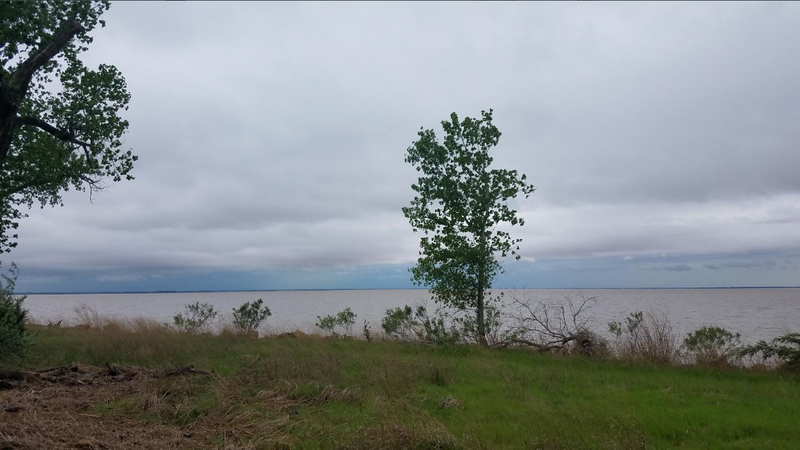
[22,288,799,343]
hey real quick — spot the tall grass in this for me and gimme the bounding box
[608,311,680,365]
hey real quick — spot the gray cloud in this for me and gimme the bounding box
[721,261,763,269]
[7,2,800,289]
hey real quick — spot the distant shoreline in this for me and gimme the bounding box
[19,286,800,296]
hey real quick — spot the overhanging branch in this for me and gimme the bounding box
[15,116,90,148]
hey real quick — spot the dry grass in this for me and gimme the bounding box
[346,423,458,450]
[73,303,107,328]
[0,364,217,449]
[610,311,680,365]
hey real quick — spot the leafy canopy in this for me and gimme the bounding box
[402,109,535,311]
[0,1,136,252]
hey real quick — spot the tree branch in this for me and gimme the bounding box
[6,17,85,104]
[15,116,90,148]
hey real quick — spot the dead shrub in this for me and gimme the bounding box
[608,311,679,365]
[500,293,601,354]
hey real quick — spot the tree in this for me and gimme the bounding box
[0,1,136,252]
[402,109,535,346]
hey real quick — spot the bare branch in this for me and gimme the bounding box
[499,292,598,353]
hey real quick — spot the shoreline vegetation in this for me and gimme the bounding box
[1,299,798,449]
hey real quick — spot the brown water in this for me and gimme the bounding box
[22,288,799,343]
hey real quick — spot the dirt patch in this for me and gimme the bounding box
[0,364,215,450]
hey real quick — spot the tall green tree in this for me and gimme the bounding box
[403,109,535,346]
[0,1,136,252]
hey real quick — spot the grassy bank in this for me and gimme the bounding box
[6,324,800,449]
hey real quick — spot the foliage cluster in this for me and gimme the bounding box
[172,302,220,334]
[740,333,800,372]
[380,305,460,345]
[0,263,28,362]
[682,326,742,366]
[230,298,271,336]
[316,307,356,337]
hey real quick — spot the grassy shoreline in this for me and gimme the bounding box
[2,323,798,449]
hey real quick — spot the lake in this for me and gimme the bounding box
[22,288,799,343]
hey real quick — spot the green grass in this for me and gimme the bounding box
[18,326,800,449]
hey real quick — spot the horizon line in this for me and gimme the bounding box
[18,285,800,296]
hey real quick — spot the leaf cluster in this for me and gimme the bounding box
[381,305,454,344]
[739,333,800,372]
[316,307,357,337]
[230,298,271,336]
[682,326,742,365]
[173,302,220,334]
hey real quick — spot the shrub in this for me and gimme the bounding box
[231,298,271,336]
[173,302,220,334]
[363,320,372,342]
[0,263,29,362]
[608,311,679,364]
[739,333,800,372]
[381,305,460,345]
[453,303,504,345]
[683,326,742,366]
[316,307,357,337]
[381,305,423,341]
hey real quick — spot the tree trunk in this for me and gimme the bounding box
[476,266,488,347]
[0,101,19,168]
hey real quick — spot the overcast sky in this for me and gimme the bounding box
[10,2,800,292]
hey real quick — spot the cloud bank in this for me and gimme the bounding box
[8,2,800,291]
